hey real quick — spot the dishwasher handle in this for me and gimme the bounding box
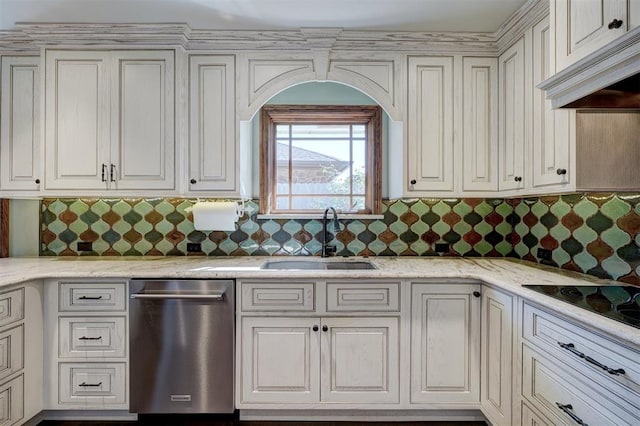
[130,292,225,301]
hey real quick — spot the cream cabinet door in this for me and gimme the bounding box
[241,317,320,404]
[406,56,454,193]
[110,51,175,190]
[532,16,572,190]
[481,287,514,426]
[320,317,399,403]
[45,50,111,190]
[0,56,41,192]
[554,0,628,71]
[498,37,526,191]
[410,283,480,404]
[189,55,237,193]
[462,57,498,192]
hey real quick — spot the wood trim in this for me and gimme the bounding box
[260,105,383,214]
[0,199,8,258]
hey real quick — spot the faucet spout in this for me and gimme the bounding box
[321,207,339,257]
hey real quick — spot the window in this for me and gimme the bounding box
[260,105,382,215]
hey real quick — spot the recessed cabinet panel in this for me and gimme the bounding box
[0,56,40,191]
[0,375,24,426]
[498,38,525,191]
[407,56,454,192]
[189,55,236,192]
[0,325,24,383]
[532,17,571,189]
[45,51,110,190]
[59,317,126,358]
[112,51,174,190]
[462,57,498,191]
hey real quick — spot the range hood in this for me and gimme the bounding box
[539,26,640,109]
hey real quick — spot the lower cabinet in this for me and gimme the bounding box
[240,316,399,404]
[410,283,481,405]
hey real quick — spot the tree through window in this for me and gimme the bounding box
[260,105,382,214]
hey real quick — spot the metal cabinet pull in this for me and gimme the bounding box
[101,164,107,182]
[78,295,103,300]
[130,292,225,301]
[556,168,567,175]
[558,342,625,376]
[556,403,588,426]
[79,382,103,387]
[608,19,623,29]
[110,164,116,182]
[79,336,103,341]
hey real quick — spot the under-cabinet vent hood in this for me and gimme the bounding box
[539,27,640,109]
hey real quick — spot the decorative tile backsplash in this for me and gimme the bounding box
[511,193,640,285]
[40,193,640,284]
[41,198,513,257]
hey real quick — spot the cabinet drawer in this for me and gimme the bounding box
[0,288,24,328]
[59,282,126,312]
[0,375,24,426]
[523,302,640,397]
[326,281,400,312]
[59,317,126,358]
[59,363,126,406]
[521,401,552,426]
[522,344,639,425]
[0,326,23,383]
[241,281,315,312]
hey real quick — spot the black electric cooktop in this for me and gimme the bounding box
[523,284,640,329]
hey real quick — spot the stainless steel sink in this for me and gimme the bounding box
[261,259,376,270]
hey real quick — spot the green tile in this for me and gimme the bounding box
[573,225,598,245]
[389,220,408,235]
[155,200,175,216]
[601,196,632,220]
[549,223,571,242]
[552,247,571,266]
[452,220,472,237]
[347,239,367,255]
[573,199,599,219]
[368,220,387,235]
[47,219,67,235]
[452,240,472,255]
[473,201,492,217]
[156,239,175,254]
[112,220,132,236]
[155,220,174,235]
[389,239,408,255]
[283,221,302,235]
[69,200,90,215]
[452,201,473,217]
[68,220,88,235]
[431,221,450,236]
[473,221,491,236]
[133,239,153,254]
[388,200,409,217]
[549,199,571,218]
[531,201,549,218]
[601,254,631,280]
[432,201,451,216]
[409,239,429,255]
[90,200,111,216]
[495,241,512,256]
[601,226,631,250]
[410,200,429,217]
[112,240,132,255]
[368,239,387,255]
[494,201,513,217]
[531,223,549,240]
[573,251,598,272]
[133,220,153,235]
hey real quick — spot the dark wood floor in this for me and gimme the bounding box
[38,414,487,426]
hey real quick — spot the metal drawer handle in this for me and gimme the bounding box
[558,342,626,376]
[78,295,103,300]
[556,403,588,426]
[79,336,102,341]
[130,292,225,301]
[79,382,102,387]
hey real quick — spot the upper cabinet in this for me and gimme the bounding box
[553,0,630,72]
[188,55,237,194]
[0,56,41,192]
[44,50,175,192]
[406,56,454,193]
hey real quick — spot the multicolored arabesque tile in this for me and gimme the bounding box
[40,193,640,285]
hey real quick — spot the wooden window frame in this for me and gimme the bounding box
[260,105,382,215]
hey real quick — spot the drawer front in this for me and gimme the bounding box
[0,288,24,328]
[0,326,23,383]
[522,344,639,426]
[521,401,552,426]
[59,282,126,312]
[241,281,315,312]
[59,363,126,406]
[326,281,400,312]
[0,375,24,426]
[523,302,640,396]
[59,317,126,358]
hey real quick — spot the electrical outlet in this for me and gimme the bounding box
[435,243,449,253]
[77,241,93,252]
[187,243,202,253]
[537,248,552,261]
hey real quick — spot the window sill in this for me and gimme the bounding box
[256,213,385,220]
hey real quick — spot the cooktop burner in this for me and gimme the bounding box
[523,284,640,329]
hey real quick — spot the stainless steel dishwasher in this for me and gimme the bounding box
[129,279,234,413]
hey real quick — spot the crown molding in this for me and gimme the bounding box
[1,22,498,54]
[495,0,548,54]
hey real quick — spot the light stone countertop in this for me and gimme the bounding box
[1,256,638,347]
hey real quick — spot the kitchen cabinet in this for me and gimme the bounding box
[462,57,498,192]
[44,279,128,410]
[44,50,175,192]
[410,282,480,405]
[0,56,41,192]
[498,37,526,191]
[552,0,631,72]
[531,16,572,190]
[406,56,454,193]
[188,55,237,193]
[238,279,400,406]
[480,287,514,426]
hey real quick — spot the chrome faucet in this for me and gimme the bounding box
[321,207,340,257]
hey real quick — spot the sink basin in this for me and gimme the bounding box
[261,260,376,270]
